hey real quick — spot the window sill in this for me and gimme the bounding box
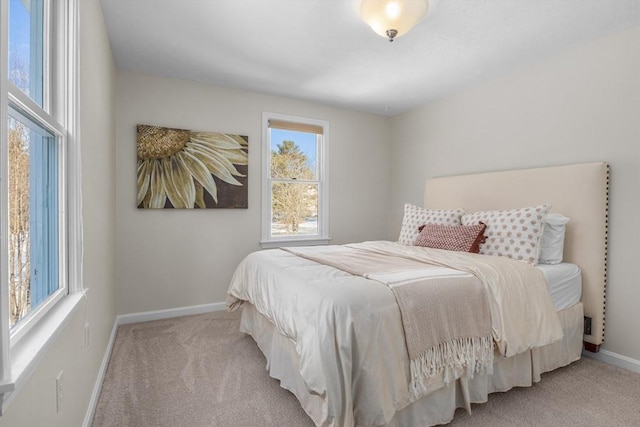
[260,237,331,249]
[0,292,85,415]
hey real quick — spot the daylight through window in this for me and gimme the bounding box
[8,110,60,329]
[262,113,329,246]
[1,0,79,396]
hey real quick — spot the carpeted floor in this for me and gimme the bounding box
[92,310,640,427]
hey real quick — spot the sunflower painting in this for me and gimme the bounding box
[136,124,248,209]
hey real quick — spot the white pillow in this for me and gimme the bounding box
[397,203,465,245]
[462,204,551,264]
[538,213,570,265]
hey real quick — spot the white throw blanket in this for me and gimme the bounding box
[283,245,494,397]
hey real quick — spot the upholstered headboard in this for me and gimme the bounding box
[424,162,609,348]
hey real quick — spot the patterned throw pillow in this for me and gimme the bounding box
[397,203,465,245]
[461,204,551,264]
[414,223,487,253]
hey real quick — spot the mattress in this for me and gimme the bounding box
[537,262,582,311]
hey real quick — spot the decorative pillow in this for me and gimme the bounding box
[414,223,487,253]
[461,204,551,264]
[397,203,465,245]
[538,213,570,265]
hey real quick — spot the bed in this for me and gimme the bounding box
[226,162,609,427]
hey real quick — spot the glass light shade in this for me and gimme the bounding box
[359,0,429,41]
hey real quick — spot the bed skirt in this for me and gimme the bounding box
[239,302,584,427]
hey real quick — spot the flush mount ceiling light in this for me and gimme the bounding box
[359,0,429,42]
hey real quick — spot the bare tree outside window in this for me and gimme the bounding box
[7,54,32,326]
[9,54,29,96]
[271,140,318,235]
[8,118,31,326]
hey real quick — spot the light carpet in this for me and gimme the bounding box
[92,310,640,427]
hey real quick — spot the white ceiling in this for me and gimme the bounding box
[100,0,640,116]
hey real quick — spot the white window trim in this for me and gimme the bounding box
[0,0,11,390]
[261,112,330,248]
[0,0,82,414]
[5,93,69,346]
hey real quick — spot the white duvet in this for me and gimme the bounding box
[226,241,563,427]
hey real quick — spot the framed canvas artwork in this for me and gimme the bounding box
[136,124,248,209]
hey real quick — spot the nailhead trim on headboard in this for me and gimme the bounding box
[602,163,610,343]
[424,162,609,346]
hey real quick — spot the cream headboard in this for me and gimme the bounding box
[424,162,609,347]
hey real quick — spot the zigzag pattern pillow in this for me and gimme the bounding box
[397,203,465,245]
[414,223,487,253]
[462,204,551,264]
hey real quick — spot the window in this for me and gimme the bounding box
[261,113,329,247]
[8,109,60,333]
[0,0,80,409]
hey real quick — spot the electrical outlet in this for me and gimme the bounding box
[84,322,90,349]
[584,316,592,335]
[56,371,64,413]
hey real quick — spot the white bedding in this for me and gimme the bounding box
[241,301,584,427]
[537,262,582,310]
[226,241,564,427]
[228,247,411,426]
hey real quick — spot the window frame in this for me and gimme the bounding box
[261,112,330,248]
[6,99,66,344]
[0,0,81,413]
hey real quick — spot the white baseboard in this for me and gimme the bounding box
[582,348,640,373]
[82,301,226,426]
[117,302,227,325]
[82,318,119,427]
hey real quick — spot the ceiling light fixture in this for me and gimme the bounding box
[359,0,429,42]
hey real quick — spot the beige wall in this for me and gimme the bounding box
[0,0,117,425]
[389,26,640,361]
[115,72,391,314]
